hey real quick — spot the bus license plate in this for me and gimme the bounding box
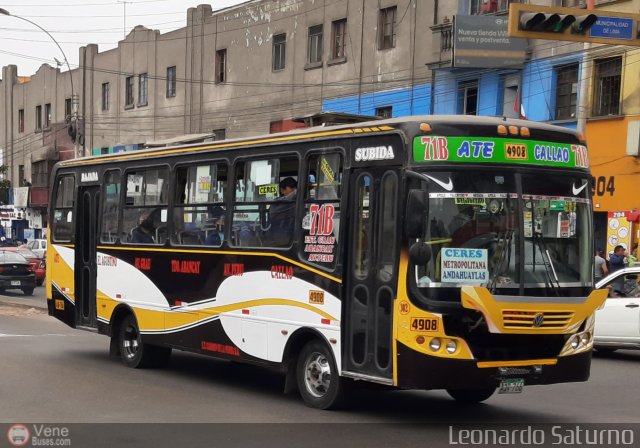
[498,378,524,394]
[10,280,20,286]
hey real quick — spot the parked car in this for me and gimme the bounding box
[0,249,37,295]
[594,266,640,353]
[26,238,47,259]
[1,246,45,286]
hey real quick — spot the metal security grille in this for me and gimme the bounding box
[594,57,621,117]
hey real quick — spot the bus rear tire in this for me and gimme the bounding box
[447,387,496,404]
[118,315,171,368]
[296,340,345,410]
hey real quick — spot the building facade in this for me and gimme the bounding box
[1,0,639,247]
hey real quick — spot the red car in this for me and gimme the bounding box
[2,246,45,286]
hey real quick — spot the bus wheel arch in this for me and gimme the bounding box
[282,328,325,394]
[108,304,135,358]
[284,329,346,410]
[110,306,171,369]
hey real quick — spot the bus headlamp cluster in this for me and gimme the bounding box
[417,337,459,355]
[569,331,591,350]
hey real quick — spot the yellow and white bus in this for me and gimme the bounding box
[47,116,606,408]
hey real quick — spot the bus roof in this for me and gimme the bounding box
[60,115,582,167]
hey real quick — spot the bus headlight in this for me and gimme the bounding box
[429,338,441,352]
[580,332,591,345]
[446,340,457,354]
[571,337,580,349]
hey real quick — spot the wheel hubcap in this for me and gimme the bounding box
[304,351,331,398]
[122,324,140,360]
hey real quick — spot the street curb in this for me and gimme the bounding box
[0,295,48,310]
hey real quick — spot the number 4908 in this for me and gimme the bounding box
[410,318,438,332]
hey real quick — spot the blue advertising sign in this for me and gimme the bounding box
[590,17,634,40]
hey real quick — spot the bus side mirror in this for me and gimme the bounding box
[409,242,431,265]
[405,189,428,238]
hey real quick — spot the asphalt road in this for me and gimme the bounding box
[0,288,638,446]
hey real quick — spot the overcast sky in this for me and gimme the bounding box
[0,0,246,77]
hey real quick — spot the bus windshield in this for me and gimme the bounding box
[412,170,592,298]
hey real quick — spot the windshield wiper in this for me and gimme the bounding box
[488,229,515,293]
[531,231,561,296]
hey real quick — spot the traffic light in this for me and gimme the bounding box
[519,12,594,34]
[571,14,598,34]
[506,3,639,45]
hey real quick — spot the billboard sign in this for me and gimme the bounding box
[454,15,527,68]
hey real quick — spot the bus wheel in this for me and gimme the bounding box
[118,315,171,368]
[296,340,344,410]
[447,387,496,404]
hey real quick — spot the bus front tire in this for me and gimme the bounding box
[447,387,496,404]
[118,315,171,369]
[296,340,345,410]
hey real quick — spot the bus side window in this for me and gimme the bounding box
[100,170,121,244]
[231,156,299,248]
[122,167,169,245]
[300,152,342,269]
[52,175,75,243]
[172,162,227,247]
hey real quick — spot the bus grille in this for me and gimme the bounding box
[502,310,575,330]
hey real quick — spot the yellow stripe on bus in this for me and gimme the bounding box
[97,296,337,332]
[476,359,557,369]
[95,245,342,284]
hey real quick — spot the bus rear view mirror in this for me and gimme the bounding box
[409,241,431,265]
[405,189,428,238]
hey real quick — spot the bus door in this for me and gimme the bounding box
[74,186,100,328]
[344,169,400,381]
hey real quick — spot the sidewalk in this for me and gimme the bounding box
[0,292,47,310]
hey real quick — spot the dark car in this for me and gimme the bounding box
[3,246,45,286]
[0,250,37,295]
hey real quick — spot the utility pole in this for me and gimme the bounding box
[117,0,131,39]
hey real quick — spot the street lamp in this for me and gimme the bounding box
[0,8,80,158]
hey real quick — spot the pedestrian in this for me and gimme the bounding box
[595,249,608,281]
[609,245,627,293]
[628,245,638,267]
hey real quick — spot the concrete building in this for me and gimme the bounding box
[1,0,438,237]
[2,0,640,246]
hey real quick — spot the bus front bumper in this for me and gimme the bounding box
[396,342,591,390]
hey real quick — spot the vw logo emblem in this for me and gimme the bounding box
[533,313,545,327]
